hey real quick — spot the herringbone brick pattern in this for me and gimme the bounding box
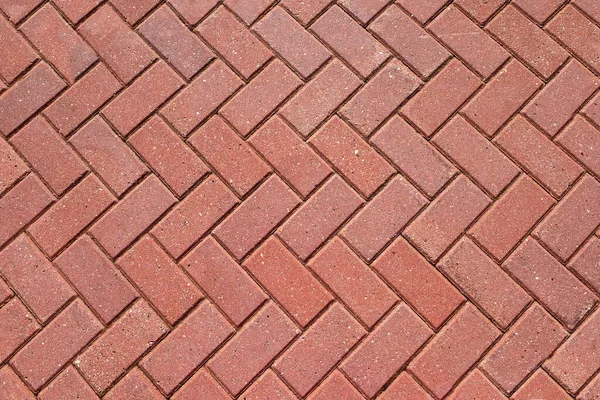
[0,0,599,398]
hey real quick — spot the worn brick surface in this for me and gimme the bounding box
[1,3,599,398]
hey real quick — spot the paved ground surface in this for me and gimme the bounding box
[0,0,599,399]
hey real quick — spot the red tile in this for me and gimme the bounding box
[21,4,97,84]
[310,116,395,197]
[208,302,300,396]
[250,116,332,198]
[69,117,148,197]
[579,373,600,400]
[569,236,600,295]
[0,298,39,364]
[514,0,566,23]
[153,176,238,258]
[557,116,600,178]
[52,0,101,24]
[494,116,583,197]
[168,0,218,25]
[455,0,507,25]
[118,236,202,325]
[214,176,300,260]
[0,0,42,22]
[311,5,390,78]
[0,15,37,83]
[254,6,330,79]
[341,176,428,261]
[0,137,28,195]
[171,368,229,400]
[378,372,433,400]
[504,238,598,330]
[470,175,555,261]
[103,61,183,136]
[273,303,365,397]
[55,236,137,324]
[225,0,275,25]
[339,0,390,23]
[89,175,177,257]
[197,6,272,79]
[182,237,267,326]
[461,59,542,137]
[241,369,297,400]
[433,116,519,197]
[341,303,432,397]
[447,369,506,400]
[339,59,421,137]
[402,59,481,137]
[220,60,301,137]
[487,5,568,79]
[188,116,270,197]
[0,235,75,322]
[78,5,156,83]
[574,0,600,22]
[76,300,169,393]
[0,62,66,136]
[408,303,500,399]
[44,64,121,136]
[370,4,450,78]
[12,299,103,391]
[280,59,361,137]
[244,237,332,327]
[481,304,567,394]
[512,370,571,400]
[137,5,214,80]
[308,370,363,400]
[278,176,364,260]
[372,236,465,329]
[396,0,447,24]
[0,365,35,400]
[280,0,335,25]
[140,302,233,395]
[582,92,600,127]
[38,366,98,400]
[103,368,163,400]
[110,0,160,24]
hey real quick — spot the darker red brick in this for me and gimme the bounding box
[110,0,159,24]
[140,301,233,395]
[273,303,365,397]
[404,175,491,261]
[153,176,237,258]
[397,0,447,24]
[221,60,301,137]
[69,117,148,197]
[241,369,296,400]
[278,176,363,260]
[456,0,509,24]
[182,237,267,326]
[250,116,332,198]
[280,59,361,137]
[118,236,202,325]
[225,0,275,24]
[461,59,542,137]
[0,174,54,247]
[0,365,35,400]
[433,116,519,197]
[470,175,555,261]
[569,236,600,295]
[76,300,169,394]
[171,368,229,400]
[0,137,28,195]
[481,304,568,394]
[137,5,214,80]
[12,299,103,391]
[28,175,115,257]
[197,6,272,79]
[339,0,389,23]
[494,116,583,197]
[341,176,428,261]
[161,60,243,136]
[54,236,137,324]
[408,303,500,399]
[310,116,395,197]
[487,5,569,79]
[341,303,432,397]
[78,5,156,83]
[11,117,88,195]
[534,175,600,262]
[0,62,66,136]
[545,309,600,394]
[89,174,176,257]
[244,237,332,327]
[308,370,363,400]
[447,370,506,400]
[340,59,421,137]
[0,15,37,83]
[44,64,121,136]
[0,277,11,304]
[0,298,39,364]
[370,4,449,78]
[280,0,334,25]
[378,372,433,400]
[21,4,97,84]
[504,238,598,330]
[209,302,300,396]
[214,176,300,260]
[103,61,183,136]
[311,5,390,78]
[557,116,600,177]
[103,368,163,400]
[512,370,571,400]
[372,236,465,329]
[514,0,566,23]
[403,59,481,137]
[0,235,75,322]
[188,116,270,197]
[38,366,98,400]
[582,91,600,127]
[254,6,330,79]
[168,0,218,25]
[52,0,101,24]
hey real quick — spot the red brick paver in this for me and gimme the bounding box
[0,2,599,398]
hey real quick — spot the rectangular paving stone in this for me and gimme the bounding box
[0,14,37,83]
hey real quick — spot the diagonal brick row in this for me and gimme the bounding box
[1,0,600,399]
